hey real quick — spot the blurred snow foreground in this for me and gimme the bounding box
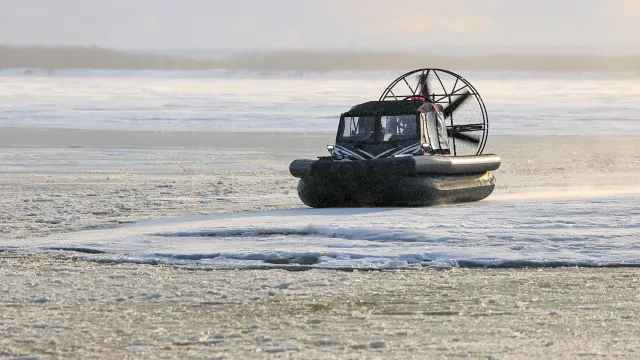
[11,195,640,270]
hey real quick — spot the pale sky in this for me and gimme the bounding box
[1,0,639,52]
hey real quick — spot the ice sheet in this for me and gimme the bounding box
[2,70,640,134]
[8,195,640,270]
[2,71,639,271]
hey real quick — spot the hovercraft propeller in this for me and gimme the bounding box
[442,91,471,119]
[418,73,430,100]
[381,68,489,155]
[415,73,479,145]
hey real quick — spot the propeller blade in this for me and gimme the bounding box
[447,130,480,144]
[443,91,471,118]
[417,73,429,99]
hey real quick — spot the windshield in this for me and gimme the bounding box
[340,116,376,143]
[339,115,418,143]
[381,115,418,141]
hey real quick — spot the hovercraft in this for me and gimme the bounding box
[290,68,501,208]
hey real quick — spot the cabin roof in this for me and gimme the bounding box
[342,100,426,117]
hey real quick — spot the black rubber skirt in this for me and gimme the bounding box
[290,155,500,208]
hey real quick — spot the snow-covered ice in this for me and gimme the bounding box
[9,194,640,269]
[1,70,640,271]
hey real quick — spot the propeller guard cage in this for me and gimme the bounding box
[379,68,489,156]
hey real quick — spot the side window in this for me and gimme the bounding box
[342,117,356,138]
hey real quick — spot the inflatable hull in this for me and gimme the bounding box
[290,155,500,208]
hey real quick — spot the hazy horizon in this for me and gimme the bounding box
[2,0,640,54]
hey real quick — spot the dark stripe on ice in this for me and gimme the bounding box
[149,253,321,265]
[27,253,640,270]
[46,247,109,254]
[154,230,320,237]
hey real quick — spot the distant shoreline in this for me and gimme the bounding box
[2,45,640,72]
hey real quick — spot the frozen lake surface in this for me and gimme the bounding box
[1,70,640,134]
[1,71,639,270]
[2,70,640,360]
[9,193,640,270]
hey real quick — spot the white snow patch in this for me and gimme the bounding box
[6,195,640,270]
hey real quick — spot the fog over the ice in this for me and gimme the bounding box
[1,0,639,52]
